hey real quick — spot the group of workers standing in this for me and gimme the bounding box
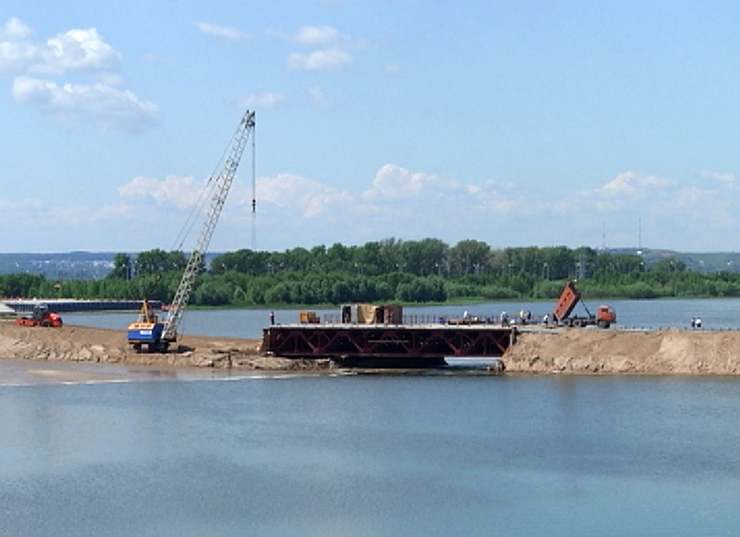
[498,309,533,327]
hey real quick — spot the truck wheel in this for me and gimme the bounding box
[41,319,50,327]
[597,320,610,329]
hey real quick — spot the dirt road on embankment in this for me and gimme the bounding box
[505,327,740,375]
[1,320,740,375]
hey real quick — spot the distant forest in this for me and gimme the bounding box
[3,238,740,306]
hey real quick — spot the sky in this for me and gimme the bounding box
[1,0,740,254]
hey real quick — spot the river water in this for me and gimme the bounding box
[3,299,740,536]
[3,374,740,536]
[63,296,740,339]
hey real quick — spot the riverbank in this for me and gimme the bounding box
[2,320,740,376]
[505,327,740,375]
[0,320,332,372]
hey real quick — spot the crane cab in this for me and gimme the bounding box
[127,300,168,352]
[596,305,617,328]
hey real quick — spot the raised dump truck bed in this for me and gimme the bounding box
[551,280,616,328]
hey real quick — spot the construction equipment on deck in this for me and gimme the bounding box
[15,303,63,327]
[299,311,320,324]
[551,280,616,328]
[127,110,256,352]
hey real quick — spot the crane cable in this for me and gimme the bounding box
[251,122,257,250]
[171,126,235,252]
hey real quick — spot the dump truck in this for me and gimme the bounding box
[551,280,616,328]
[15,304,63,327]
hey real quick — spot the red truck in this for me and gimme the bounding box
[551,280,616,328]
[15,304,63,327]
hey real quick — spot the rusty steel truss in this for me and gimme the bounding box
[262,324,514,361]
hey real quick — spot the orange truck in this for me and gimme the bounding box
[15,304,63,327]
[551,280,616,328]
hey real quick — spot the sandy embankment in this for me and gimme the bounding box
[3,319,740,375]
[0,320,333,372]
[505,327,740,375]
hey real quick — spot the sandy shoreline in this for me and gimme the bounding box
[1,319,739,384]
[505,327,740,375]
[0,319,335,385]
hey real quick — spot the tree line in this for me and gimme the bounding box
[3,238,740,306]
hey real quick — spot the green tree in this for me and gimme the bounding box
[108,253,132,279]
[448,240,491,276]
[135,249,187,276]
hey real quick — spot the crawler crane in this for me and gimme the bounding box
[127,110,256,352]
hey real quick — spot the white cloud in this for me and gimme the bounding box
[238,92,287,109]
[257,173,351,217]
[0,22,122,76]
[287,48,352,70]
[600,171,670,196]
[12,76,159,133]
[0,18,157,134]
[701,170,736,183]
[36,27,122,75]
[91,202,135,220]
[193,21,249,42]
[362,164,460,201]
[0,196,41,210]
[306,86,332,108]
[0,17,32,40]
[250,165,526,247]
[539,170,740,249]
[555,172,674,215]
[12,162,740,252]
[47,202,137,226]
[118,175,204,208]
[671,186,713,210]
[292,25,345,46]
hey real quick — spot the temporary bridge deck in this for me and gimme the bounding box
[262,323,515,366]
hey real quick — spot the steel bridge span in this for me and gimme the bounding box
[261,323,515,367]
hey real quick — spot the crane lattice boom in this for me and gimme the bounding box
[162,110,255,342]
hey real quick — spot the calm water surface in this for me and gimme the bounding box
[64,297,740,339]
[5,300,740,535]
[2,375,740,536]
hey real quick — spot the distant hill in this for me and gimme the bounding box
[604,247,740,273]
[0,252,222,280]
[0,252,116,280]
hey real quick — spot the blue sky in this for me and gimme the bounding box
[1,1,739,253]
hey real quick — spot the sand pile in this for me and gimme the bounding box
[505,327,740,375]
